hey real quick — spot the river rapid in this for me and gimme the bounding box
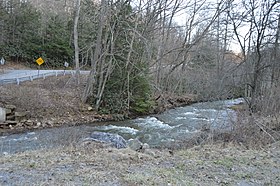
[0,98,244,154]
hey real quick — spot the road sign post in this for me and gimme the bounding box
[64,62,69,75]
[36,57,44,76]
[36,57,44,66]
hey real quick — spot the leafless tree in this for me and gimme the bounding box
[74,0,81,84]
[229,0,279,112]
[82,0,107,104]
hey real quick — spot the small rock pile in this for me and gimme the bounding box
[0,105,32,129]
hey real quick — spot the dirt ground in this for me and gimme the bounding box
[0,141,279,185]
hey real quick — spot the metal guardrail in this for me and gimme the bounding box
[0,70,76,85]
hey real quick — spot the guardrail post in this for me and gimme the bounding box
[16,78,20,85]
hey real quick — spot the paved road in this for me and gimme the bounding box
[0,70,89,85]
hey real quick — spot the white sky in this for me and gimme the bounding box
[133,0,277,53]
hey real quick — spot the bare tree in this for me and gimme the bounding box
[271,14,280,88]
[229,0,279,112]
[82,0,107,105]
[74,0,81,84]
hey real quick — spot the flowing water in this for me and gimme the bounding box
[0,98,244,154]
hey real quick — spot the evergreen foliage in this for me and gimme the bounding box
[0,1,41,62]
[42,16,73,67]
[0,1,72,67]
[98,1,153,115]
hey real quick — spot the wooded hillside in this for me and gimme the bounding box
[0,0,279,117]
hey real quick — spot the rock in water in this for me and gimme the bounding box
[87,132,127,149]
[128,138,143,151]
[127,139,150,152]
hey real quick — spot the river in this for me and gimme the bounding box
[0,98,244,154]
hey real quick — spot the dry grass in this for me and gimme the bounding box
[229,112,280,148]
[0,142,279,185]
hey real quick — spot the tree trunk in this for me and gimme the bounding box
[82,0,107,103]
[74,0,81,84]
[271,14,280,87]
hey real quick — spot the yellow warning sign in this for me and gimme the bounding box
[36,57,44,66]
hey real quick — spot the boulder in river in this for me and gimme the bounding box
[128,138,150,152]
[84,132,127,149]
[128,138,143,151]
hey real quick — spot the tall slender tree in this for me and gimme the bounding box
[74,0,81,84]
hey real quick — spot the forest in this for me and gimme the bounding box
[0,0,279,119]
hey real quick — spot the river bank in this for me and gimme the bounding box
[1,69,279,185]
[0,140,279,185]
[1,73,278,149]
[0,75,195,135]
